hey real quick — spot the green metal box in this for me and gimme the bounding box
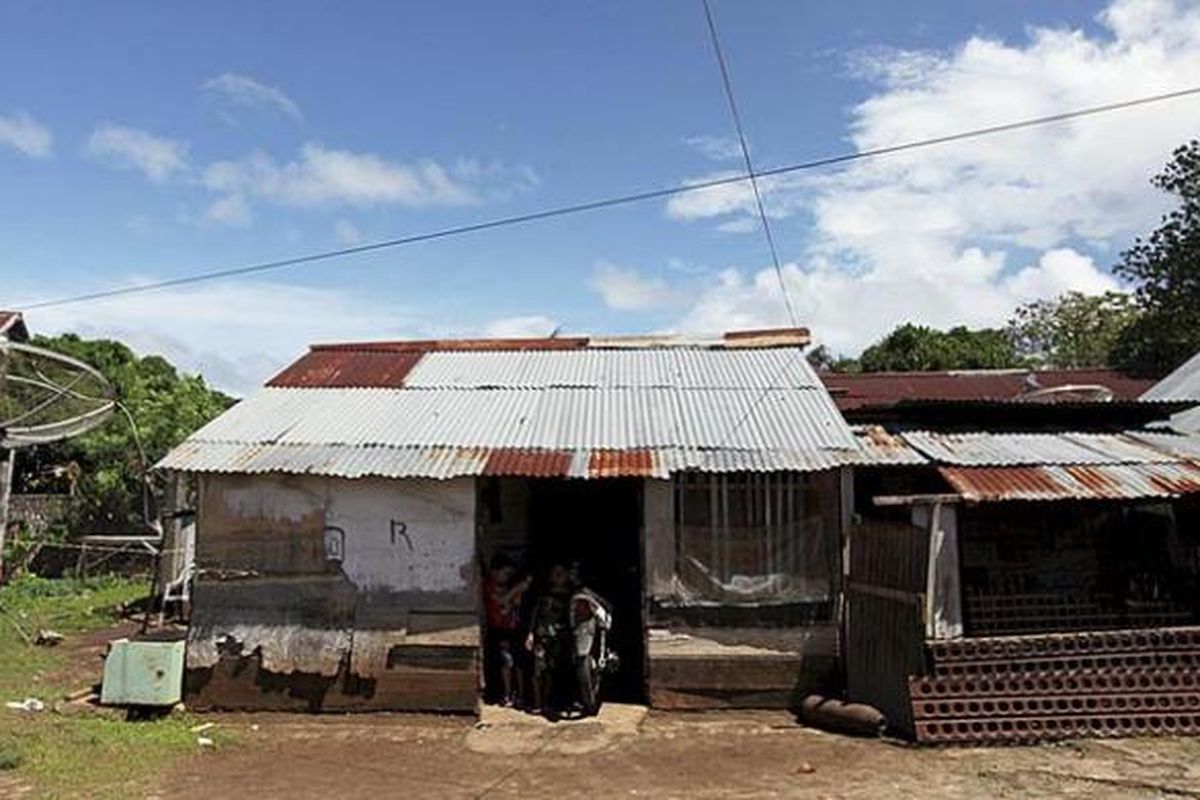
[100,638,185,706]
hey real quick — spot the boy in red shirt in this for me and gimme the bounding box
[484,555,532,707]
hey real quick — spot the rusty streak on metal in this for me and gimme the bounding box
[482,448,572,477]
[588,449,655,478]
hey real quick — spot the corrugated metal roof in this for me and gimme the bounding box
[163,337,860,479]
[941,463,1200,502]
[1144,351,1200,402]
[901,431,1179,466]
[850,425,928,466]
[156,442,870,480]
[267,350,425,388]
[403,348,822,389]
[175,386,855,453]
[822,368,1154,411]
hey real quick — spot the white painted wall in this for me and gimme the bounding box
[327,476,476,594]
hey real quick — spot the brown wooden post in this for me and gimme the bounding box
[0,448,13,582]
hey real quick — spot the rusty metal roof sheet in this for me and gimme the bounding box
[941,463,1200,502]
[822,368,1154,410]
[156,442,869,480]
[267,350,425,388]
[901,430,1180,466]
[850,425,928,466]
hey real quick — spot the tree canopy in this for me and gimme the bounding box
[855,324,1025,373]
[1007,291,1140,369]
[13,334,233,533]
[1110,140,1200,376]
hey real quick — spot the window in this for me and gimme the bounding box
[674,471,837,604]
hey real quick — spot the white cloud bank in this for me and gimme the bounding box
[0,110,52,158]
[659,0,1200,354]
[202,73,303,121]
[84,123,189,182]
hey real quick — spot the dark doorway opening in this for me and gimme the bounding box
[477,477,646,705]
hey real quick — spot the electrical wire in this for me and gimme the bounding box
[701,0,797,327]
[20,85,1200,311]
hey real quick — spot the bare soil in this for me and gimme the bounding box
[152,706,1200,799]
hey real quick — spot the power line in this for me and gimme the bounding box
[22,85,1200,311]
[701,0,797,327]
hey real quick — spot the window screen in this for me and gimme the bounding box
[674,471,836,604]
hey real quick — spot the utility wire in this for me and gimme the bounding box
[21,85,1200,311]
[701,0,797,327]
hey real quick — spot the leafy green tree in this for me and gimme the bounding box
[857,323,1025,372]
[14,335,233,533]
[1007,291,1140,369]
[1111,140,1200,376]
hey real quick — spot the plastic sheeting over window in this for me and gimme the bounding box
[673,471,838,604]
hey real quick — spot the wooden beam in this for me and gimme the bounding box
[873,492,962,507]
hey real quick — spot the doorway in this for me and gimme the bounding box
[477,477,647,704]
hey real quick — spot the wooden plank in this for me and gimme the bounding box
[873,493,961,507]
[847,581,923,605]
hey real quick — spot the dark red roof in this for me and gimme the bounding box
[0,311,29,342]
[267,336,591,388]
[821,369,1155,411]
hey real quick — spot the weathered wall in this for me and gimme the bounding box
[185,473,478,712]
[642,470,846,709]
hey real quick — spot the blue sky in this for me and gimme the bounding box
[3,0,1199,393]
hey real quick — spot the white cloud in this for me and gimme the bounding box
[0,110,52,158]
[204,144,490,208]
[588,261,684,311]
[85,123,188,181]
[674,248,1118,354]
[664,0,1200,352]
[202,73,303,121]
[483,314,560,338]
[333,219,364,245]
[685,134,744,162]
[204,194,251,227]
[17,280,425,395]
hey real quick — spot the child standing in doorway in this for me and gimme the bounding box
[484,554,531,707]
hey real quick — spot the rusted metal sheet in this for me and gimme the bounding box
[588,449,655,477]
[267,349,426,388]
[823,369,1155,411]
[851,425,928,465]
[482,448,572,477]
[940,463,1200,501]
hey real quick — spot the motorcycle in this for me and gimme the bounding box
[569,587,619,716]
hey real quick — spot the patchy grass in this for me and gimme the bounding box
[0,575,231,798]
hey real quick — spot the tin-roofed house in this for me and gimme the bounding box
[159,328,862,712]
[841,420,1200,742]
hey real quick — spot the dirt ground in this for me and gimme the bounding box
[150,705,1200,800]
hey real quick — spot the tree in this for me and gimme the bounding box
[14,335,233,533]
[1007,291,1139,369]
[805,344,859,373]
[857,323,1025,372]
[1111,140,1200,376]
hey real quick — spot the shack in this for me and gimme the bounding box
[158,328,863,712]
[845,427,1200,744]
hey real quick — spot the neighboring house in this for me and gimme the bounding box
[1143,351,1200,433]
[159,328,865,712]
[824,368,1159,428]
[842,396,1200,743]
[0,310,29,343]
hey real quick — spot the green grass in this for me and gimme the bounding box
[0,575,232,798]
